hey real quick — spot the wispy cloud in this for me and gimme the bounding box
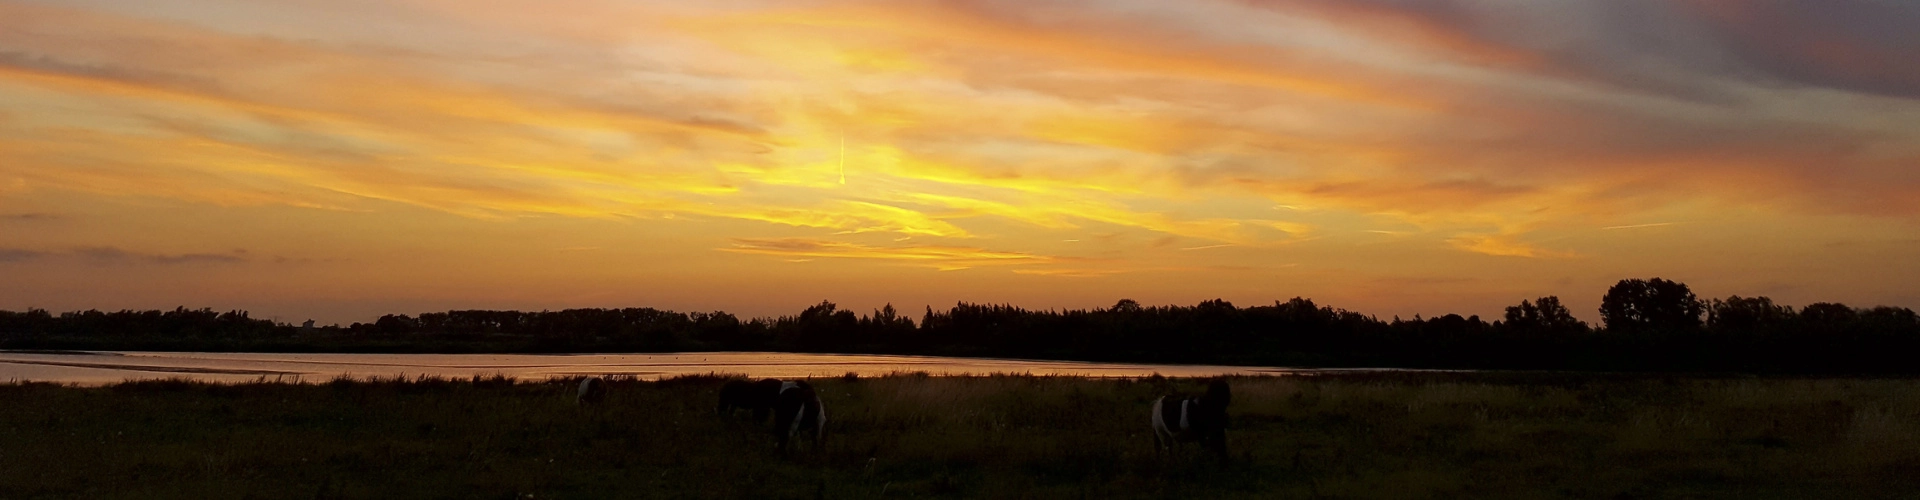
[1010,268,1128,278]
[1446,234,1577,259]
[721,238,1053,271]
[72,246,249,265]
[1601,222,1680,230]
[5,0,1915,242]
[0,248,47,262]
[0,212,60,221]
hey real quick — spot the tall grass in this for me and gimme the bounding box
[2,374,1918,498]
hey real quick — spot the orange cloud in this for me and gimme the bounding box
[1446,234,1577,259]
[3,0,1918,324]
[721,238,1053,271]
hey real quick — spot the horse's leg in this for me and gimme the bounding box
[814,413,827,453]
[1213,431,1230,461]
[1150,397,1169,458]
[814,401,828,453]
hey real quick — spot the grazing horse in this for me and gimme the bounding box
[716,378,786,421]
[771,380,827,452]
[1151,379,1232,458]
[576,377,608,405]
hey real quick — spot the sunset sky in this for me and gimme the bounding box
[2,0,1916,325]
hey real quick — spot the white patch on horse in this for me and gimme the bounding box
[1151,396,1171,446]
[815,398,827,437]
[780,381,798,393]
[576,377,606,405]
[788,405,805,437]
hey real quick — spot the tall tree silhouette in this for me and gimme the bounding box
[1501,296,1587,335]
[1799,303,1857,325]
[1707,296,1796,332]
[1600,278,1703,332]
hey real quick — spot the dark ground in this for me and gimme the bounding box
[3,373,1919,499]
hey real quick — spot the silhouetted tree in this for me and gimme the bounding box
[782,300,859,350]
[1600,278,1703,332]
[372,314,418,334]
[1799,303,1858,325]
[689,311,745,346]
[857,303,916,347]
[1859,306,1920,331]
[1707,296,1796,333]
[1501,296,1587,336]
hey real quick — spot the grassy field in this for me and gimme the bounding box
[3,373,1919,499]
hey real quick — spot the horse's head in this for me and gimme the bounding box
[716,379,748,413]
[1200,379,1233,458]
[1204,379,1232,409]
[577,377,607,405]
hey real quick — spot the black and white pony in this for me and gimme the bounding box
[716,378,786,420]
[716,378,827,452]
[1151,379,1231,458]
[576,376,608,405]
[771,380,827,452]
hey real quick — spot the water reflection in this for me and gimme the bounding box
[0,351,1372,385]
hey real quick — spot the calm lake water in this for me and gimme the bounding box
[0,351,1372,385]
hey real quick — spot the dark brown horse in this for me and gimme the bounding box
[1151,379,1231,458]
[716,378,785,420]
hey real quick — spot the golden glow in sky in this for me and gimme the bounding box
[2,0,1916,323]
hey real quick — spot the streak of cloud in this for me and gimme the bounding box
[721,238,1055,271]
[0,248,47,262]
[71,246,249,265]
[1601,222,1680,230]
[0,213,61,221]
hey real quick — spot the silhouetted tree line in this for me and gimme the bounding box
[0,307,279,341]
[3,278,1917,373]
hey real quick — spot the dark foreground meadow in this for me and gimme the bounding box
[4,374,1919,499]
